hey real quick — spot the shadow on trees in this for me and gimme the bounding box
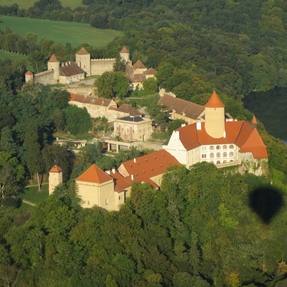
[248,185,284,224]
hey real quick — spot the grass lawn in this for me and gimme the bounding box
[0,0,83,9]
[22,184,49,205]
[0,16,122,47]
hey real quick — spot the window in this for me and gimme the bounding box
[223,152,227,157]
[229,145,234,149]
[216,152,221,158]
[210,153,214,158]
[202,154,207,159]
[202,146,207,151]
[223,145,227,149]
[216,145,221,150]
[229,152,234,157]
[216,161,221,164]
[210,146,214,150]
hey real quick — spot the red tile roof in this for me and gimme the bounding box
[110,171,132,192]
[145,68,156,75]
[121,150,180,182]
[120,46,129,53]
[205,91,224,108]
[76,47,89,55]
[159,94,204,119]
[133,60,146,69]
[49,165,62,173]
[60,62,85,77]
[77,164,112,184]
[48,54,58,62]
[25,71,33,76]
[112,103,143,116]
[178,121,268,159]
[69,93,113,107]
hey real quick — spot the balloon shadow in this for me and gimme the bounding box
[248,185,284,224]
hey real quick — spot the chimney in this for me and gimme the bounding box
[106,170,111,175]
[196,121,202,130]
[133,158,136,163]
[131,174,134,181]
[112,168,116,174]
[223,131,226,138]
[181,123,186,128]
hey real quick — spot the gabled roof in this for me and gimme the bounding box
[121,150,180,182]
[111,103,142,116]
[131,74,146,83]
[177,121,267,159]
[76,47,89,55]
[205,90,224,108]
[120,46,129,53]
[50,165,62,173]
[133,60,146,69]
[60,62,85,77]
[110,171,132,193]
[48,54,58,62]
[159,94,204,119]
[77,164,112,184]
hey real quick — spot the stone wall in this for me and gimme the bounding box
[91,58,116,76]
[34,70,56,85]
[59,73,85,84]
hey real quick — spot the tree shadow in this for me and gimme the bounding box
[248,185,284,224]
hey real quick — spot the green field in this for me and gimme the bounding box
[0,16,122,47]
[0,0,83,9]
[22,184,49,205]
[0,49,28,62]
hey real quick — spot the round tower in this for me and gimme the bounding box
[76,47,91,76]
[204,91,225,138]
[48,54,60,81]
[49,165,63,195]
[119,46,130,63]
[25,71,34,84]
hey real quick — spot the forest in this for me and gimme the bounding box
[0,0,287,286]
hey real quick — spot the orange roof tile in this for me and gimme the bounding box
[77,164,112,184]
[178,120,268,159]
[25,71,33,76]
[110,171,132,193]
[205,90,224,108]
[145,68,156,75]
[120,46,129,53]
[49,165,62,173]
[76,47,89,55]
[48,54,58,62]
[121,150,180,182]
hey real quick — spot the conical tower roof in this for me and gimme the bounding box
[251,115,257,125]
[49,165,62,173]
[120,46,129,53]
[48,54,58,62]
[76,47,89,55]
[205,90,224,108]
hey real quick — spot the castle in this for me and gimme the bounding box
[25,47,117,85]
[25,46,156,88]
[49,91,268,211]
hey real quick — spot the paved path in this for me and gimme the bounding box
[22,200,36,207]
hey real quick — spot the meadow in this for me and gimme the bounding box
[0,0,83,9]
[0,16,122,47]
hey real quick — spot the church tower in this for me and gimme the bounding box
[48,54,60,81]
[49,165,63,195]
[76,47,91,76]
[119,46,130,63]
[204,91,225,138]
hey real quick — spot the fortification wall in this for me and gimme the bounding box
[34,70,56,85]
[91,58,116,76]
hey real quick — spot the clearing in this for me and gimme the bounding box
[0,16,122,47]
[22,184,49,206]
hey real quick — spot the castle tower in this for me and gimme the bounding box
[48,54,60,81]
[204,91,225,138]
[25,71,34,83]
[120,46,130,63]
[76,47,91,76]
[49,165,63,195]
